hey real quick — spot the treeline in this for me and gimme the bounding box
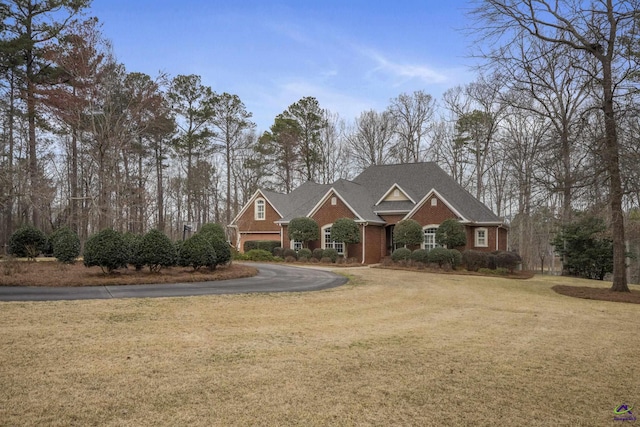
[1,1,640,280]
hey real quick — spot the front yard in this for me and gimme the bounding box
[1,269,638,425]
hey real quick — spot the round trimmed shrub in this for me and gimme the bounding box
[283,248,298,260]
[436,219,466,249]
[462,250,490,272]
[83,229,129,273]
[298,248,312,260]
[322,248,338,263]
[393,220,423,247]
[245,249,274,261]
[52,227,80,264]
[391,247,412,262]
[272,247,284,258]
[410,248,429,264]
[179,233,216,270]
[209,237,231,268]
[312,248,324,260]
[8,225,47,259]
[320,257,333,264]
[140,229,176,272]
[199,223,226,241]
[122,232,144,270]
[427,247,451,267]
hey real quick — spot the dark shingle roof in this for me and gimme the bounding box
[261,162,503,225]
[352,162,502,223]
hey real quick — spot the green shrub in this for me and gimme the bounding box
[393,220,423,247]
[391,247,412,262]
[462,250,490,272]
[448,249,462,269]
[122,232,144,270]
[312,248,324,260]
[199,223,226,241]
[140,229,176,272]
[245,249,274,261]
[272,247,284,257]
[209,237,231,269]
[52,227,81,264]
[320,257,333,264]
[288,217,320,245]
[283,248,298,259]
[8,225,47,259]
[83,229,129,273]
[410,248,429,264]
[495,251,522,273]
[322,248,338,263]
[298,248,312,260]
[179,233,216,270]
[436,219,467,249]
[427,247,451,267]
[44,227,66,256]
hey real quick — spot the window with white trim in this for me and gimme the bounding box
[423,226,441,251]
[322,225,344,255]
[475,228,488,247]
[431,197,438,206]
[255,198,265,220]
[291,240,303,251]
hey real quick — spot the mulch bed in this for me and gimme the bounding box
[0,262,258,287]
[552,285,640,304]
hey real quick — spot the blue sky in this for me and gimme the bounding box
[89,0,476,131]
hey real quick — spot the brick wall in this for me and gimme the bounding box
[311,192,357,227]
[235,197,281,233]
[409,195,460,225]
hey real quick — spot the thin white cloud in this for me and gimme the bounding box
[359,48,449,86]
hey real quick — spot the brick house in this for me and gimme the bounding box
[229,162,508,264]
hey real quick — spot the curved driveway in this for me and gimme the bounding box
[0,263,348,302]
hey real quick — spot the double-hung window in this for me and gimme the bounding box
[475,228,488,247]
[322,226,344,255]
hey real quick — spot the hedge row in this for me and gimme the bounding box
[390,248,520,272]
[391,247,462,268]
[79,224,231,273]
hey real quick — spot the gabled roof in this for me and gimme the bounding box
[239,162,504,227]
[375,183,415,205]
[352,162,502,224]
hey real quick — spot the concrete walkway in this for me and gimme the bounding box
[0,263,348,302]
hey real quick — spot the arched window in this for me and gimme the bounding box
[422,225,441,250]
[322,224,344,255]
[255,198,265,220]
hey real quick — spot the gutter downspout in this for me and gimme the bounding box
[362,222,368,264]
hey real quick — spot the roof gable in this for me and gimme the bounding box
[230,189,284,226]
[405,189,467,222]
[307,188,363,221]
[375,183,415,205]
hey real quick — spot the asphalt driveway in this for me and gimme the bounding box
[0,263,348,302]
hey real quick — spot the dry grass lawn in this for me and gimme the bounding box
[1,269,639,426]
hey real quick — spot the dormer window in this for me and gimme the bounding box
[255,198,265,220]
